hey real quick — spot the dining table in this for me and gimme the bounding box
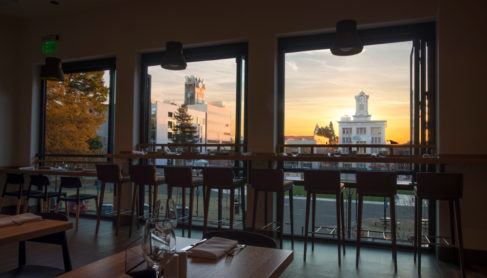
[59,237,294,278]
[0,214,73,245]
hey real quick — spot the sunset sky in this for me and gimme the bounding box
[149,41,412,144]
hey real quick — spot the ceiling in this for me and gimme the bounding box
[0,0,128,19]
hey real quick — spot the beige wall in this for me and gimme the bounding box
[3,0,487,250]
[437,0,487,250]
[0,16,20,167]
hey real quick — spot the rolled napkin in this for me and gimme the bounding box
[12,213,43,225]
[188,237,238,260]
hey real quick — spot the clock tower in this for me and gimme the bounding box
[353,91,371,120]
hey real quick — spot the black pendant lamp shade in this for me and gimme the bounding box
[161,41,187,70]
[331,20,363,56]
[40,57,64,81]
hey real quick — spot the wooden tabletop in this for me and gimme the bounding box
[60,237,293,278]
[0,216,73,245]
[0,166,97,177]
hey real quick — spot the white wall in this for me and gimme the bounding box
[4,0,487,251]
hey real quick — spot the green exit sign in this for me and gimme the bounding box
[42,35,60,55]
[42,40,58,55]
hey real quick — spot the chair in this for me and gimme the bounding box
[0,212,72,277]
[95,164,129,235]
[204,230,277,248]
[0,173,26,214]
[414,173,465,277]
[250,169,294,249]
[303,170,345,264]
[164,166,197,238]
[355,171,397,272]
[54,177,100,231]
[24,175,57,213]
[129,165,165,237]
[203,167,245,233]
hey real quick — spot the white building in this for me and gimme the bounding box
[151,75,233,146]
[338,91,387,169]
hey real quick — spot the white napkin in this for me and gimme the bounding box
[12,213,42,224]
[189,237,238,260]
[0,213,43,227]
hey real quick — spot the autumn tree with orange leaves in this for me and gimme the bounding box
[45,71,108,154]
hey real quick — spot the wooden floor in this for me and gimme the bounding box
[0,218,485,277]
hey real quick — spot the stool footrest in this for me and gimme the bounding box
[423,235,453,247]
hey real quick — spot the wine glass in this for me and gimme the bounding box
[142,217,175,277]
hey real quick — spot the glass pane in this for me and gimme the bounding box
[45,70,111,155]
[148,58,237,163]
[283,41,424,245]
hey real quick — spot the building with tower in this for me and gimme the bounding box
[338,91,387,169]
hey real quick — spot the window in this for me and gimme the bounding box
[141,43,247,156]
[39,58,116,216]
[279,23,436,245]
[41,58,116,156]
[371,127,382,136]
[356,127,366,135]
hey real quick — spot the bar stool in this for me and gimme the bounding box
[0,173,26,214]
[129,165,165,237]
[250,169,294,249]
[414,173,465,277]
[303,170,346,264]
[55,177,101,231]
[96,164,130,236]
[164,166,197,238]
[356,171,397,272]
[24,175,58,213]
[202,167,245,233]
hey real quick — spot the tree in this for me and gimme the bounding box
[314,121,337,144]
[45,71,109,154]
[172,104,199,145]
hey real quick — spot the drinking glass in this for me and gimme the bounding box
[142,199,177,277]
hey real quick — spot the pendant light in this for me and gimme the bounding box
[331,20,363,56]
[40,57,64,81]
[161,41,187,70]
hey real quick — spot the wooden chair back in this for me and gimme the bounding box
[303,170,341,194]
[164,167,193,187]
[203,167,234,188]
[96,164,121,183]
[356,171,397,196]
[130,165,157,185]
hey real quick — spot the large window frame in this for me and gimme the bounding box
[38,57,117,159]
[139,42,248,148]
[277,22,437,245]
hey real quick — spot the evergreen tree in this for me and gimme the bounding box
[172,104,199,144]
[314,121,337,144]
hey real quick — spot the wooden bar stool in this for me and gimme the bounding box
[55,177,101,231]
[414,173,465,277]
[250,169,294,249]
[24,175,58,213]
[0,173,26,214]
[356,171,397,272]
[129,165,165,237]
[95,164,130,236]
[164,166,197,238]
[202,167,245,233]
[303,170,346,264]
